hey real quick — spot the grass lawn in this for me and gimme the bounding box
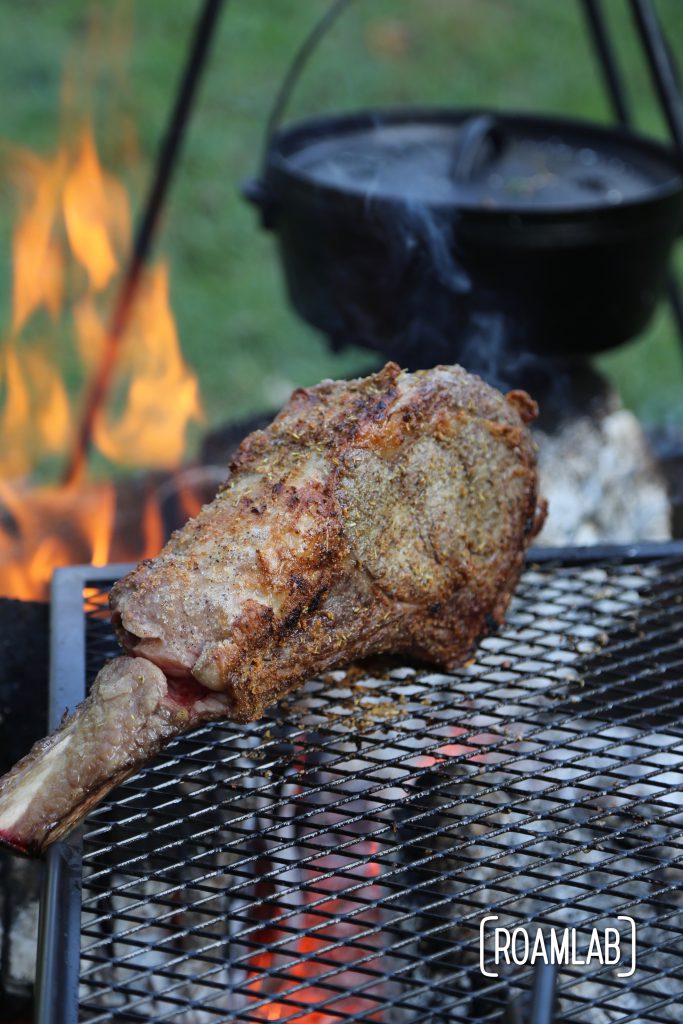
[0,0,681,461]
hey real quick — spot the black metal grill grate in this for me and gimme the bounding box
[53,549,683,1022]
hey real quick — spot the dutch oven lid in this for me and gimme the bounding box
[274,109,683,213]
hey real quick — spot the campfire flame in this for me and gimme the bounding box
[246,838,387,1023]
[0,118,202,600]
[244,755,387,1023]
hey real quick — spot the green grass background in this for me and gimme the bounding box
[0,0,682,462]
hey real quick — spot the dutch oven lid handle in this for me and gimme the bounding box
[261,0,355,168]
[449,114,506,182]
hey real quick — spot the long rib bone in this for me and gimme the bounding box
[0,657,229,857]
[0,362,543,857]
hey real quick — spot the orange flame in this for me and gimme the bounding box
[246,827,387,1023]
[62,125,129,292]
[0,481,115,600]
[92,264,203,469]
[0,107,202,599]
[9,149,65,335]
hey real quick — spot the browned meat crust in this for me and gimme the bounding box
[112,362,545,721]
[0,362,544,856]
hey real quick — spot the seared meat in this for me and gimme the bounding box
[112,362,543,711]
[0,362,545,856]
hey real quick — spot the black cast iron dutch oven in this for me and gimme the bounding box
[244,108,683,367]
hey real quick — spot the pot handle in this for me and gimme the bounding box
[241,177,280,229]
[261,0,355,167]
[245,0,354,228]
